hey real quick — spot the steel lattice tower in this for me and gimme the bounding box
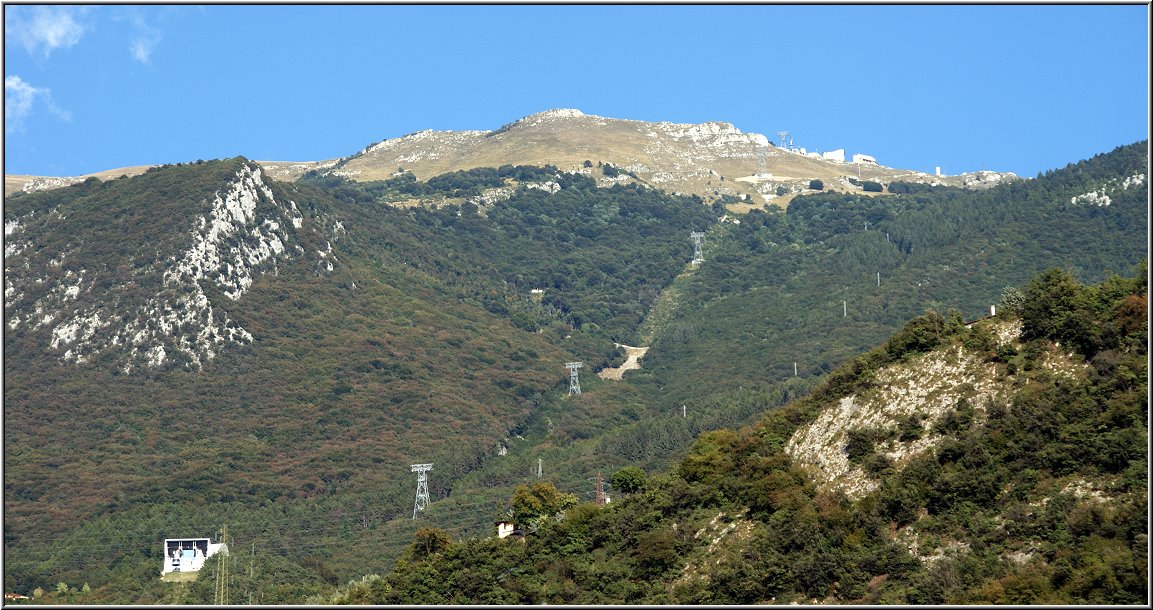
[691,232,705,266]
[777,130,789,148]
[411,463,433,519]
[566,362,583,396]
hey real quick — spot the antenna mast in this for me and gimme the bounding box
[691,232,705,266]
[566,362,584,396]
[777,130,789,149]
[410,463,433,519]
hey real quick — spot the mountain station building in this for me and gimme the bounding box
[161,537,227,575]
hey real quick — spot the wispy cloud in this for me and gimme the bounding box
[127,11,162,64]
[5,76,71,133]
[6,6,87,58]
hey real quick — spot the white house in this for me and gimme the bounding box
[495,521,517,539]
[161,538,227,575]
[852,153,877,165]
[822,149,845,163]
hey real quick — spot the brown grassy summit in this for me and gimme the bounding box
[4,165,154,197]
[300,108,1017,206]
[5,109,1017,203]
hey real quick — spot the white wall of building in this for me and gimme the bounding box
[162,538,225,574]
[822,149,845,163]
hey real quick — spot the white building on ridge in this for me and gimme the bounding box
[822,149,845,163]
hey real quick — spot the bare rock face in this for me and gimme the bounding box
[784,321,1021,500]
[1069,171,1146,207]
[958,170,1020,188]
[4,162,326,372]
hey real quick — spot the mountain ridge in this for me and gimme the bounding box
[4,108,1019,203]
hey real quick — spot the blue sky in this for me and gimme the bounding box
[4,4,1149,178]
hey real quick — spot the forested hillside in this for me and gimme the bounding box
[2,160,720,602]
[3,142,1146,603]
[643,141,1148,406]
[315,266,1147,604]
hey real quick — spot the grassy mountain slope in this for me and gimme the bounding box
[300,109,1017,206]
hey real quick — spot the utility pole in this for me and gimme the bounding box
[566,362,583,396]
[794,361,798,377]
[214,525,229,606]
[247,542,254,605]
[595,472,605,506]
[843,300,847,318]
[411,463,433,519]
[877,272,881,287]
[537,458,543,479]
[682,404,686,418]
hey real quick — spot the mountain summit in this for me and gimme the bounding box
[277,108,1012,204]
[7,109,1018,203]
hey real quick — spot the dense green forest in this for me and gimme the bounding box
[3,142,1147,603]
[643,141,1148,406]
[312,266,1148,604]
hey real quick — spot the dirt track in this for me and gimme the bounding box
[597,344,650,380]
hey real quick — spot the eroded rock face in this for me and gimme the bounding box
[784,326,1017,500]
[4,163,320,372]
[1070,171,1146,207]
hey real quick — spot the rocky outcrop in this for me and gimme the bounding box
[1070,171,1146,206]
[784,321,1020,500]
[4,163,319,372]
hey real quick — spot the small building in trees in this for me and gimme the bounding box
[495,521,517,539]
[161,537,227,576]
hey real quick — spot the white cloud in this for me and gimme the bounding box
[6,6,87,58]
[5,76,71,133]
[127,11,162,64]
